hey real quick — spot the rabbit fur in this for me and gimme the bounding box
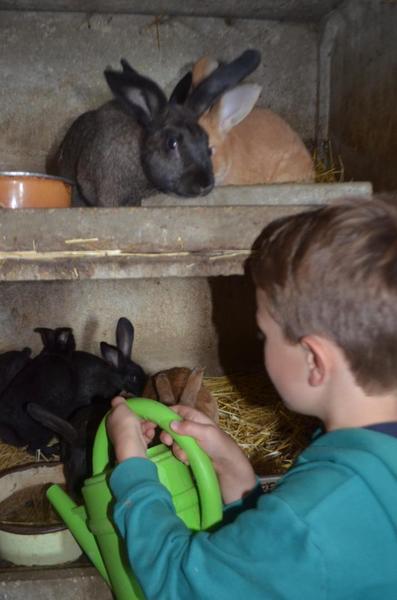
[34,318,146,407]
[143,366,218,423]
[0,318,145,453]
[0,347,32,396]
[54,50,261,206]
[27,400,110,501]
[190,56,315,185]
[0,350,77,452]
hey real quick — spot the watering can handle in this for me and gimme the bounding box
[92,398,223,530]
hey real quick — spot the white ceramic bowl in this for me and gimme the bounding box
[0,462,82,566]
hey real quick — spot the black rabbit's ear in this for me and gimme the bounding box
[116,317,134,359]
[104,59,167,127]
[187,49,261,117]
[34,327,55,348]
[55,328,76,352]
[100,341,123,370]
[180,367,205,407]
[26,402,78,445]
[169,71,193,105]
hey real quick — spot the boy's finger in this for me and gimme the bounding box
[111,396,126,408]
[170,419,208,440]
[172,444,189,465]
[169,404,211,424]
[160,431,173,446]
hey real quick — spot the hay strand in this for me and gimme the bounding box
[0,441,58,472]
[313,140,344,184]
[205,373,318,475]
[0,374,317,478]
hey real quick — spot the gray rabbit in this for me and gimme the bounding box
[54,49,261,206]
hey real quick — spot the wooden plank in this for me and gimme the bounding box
[0,205,310,254]
[0,250,251,281]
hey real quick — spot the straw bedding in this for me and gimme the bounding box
[313,141,344,184]
[0,373,317,478]
[205,373,318,475]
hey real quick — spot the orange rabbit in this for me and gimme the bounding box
[142,366,218,423]
[192,57,315,186]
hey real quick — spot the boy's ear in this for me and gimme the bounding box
[300,335,329,386]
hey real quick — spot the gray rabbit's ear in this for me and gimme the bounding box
[26,402,78,445]
[169,71,193,105]
[187,48,261,117]
[100,341,122,370]
[154,373,176,405]
[104,59,167,127]
[180,367,205,407]
[116,317,134,359]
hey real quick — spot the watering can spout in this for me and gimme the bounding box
[46,483,110,584]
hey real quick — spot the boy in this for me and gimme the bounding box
[107,195,397,599]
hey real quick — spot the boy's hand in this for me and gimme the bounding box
[106,396,157,463]
[161,405,256,504]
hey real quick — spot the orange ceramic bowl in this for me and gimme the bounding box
[0,172,73,208]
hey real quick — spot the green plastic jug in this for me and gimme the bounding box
[47,398,223,600]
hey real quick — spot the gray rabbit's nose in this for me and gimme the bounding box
[197,172,214,196]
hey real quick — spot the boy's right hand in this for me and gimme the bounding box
[160,405,256,504]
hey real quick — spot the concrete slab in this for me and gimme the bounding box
[0,1,343,22]
[0,564,112,600]
[143,182,373,206]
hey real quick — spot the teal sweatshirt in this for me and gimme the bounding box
[110,428,397,599]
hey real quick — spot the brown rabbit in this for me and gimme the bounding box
[191,57,315,186]
[142,366,218,423]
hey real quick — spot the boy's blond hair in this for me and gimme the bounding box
[250,195,397,394]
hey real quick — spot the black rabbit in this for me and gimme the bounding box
[71,317,146,405]
[0,318,145,453]
[27,401,110,501]
[34,327,76,356]
[54,49,261,206]
[34,317,146,406]
[0,347,32,395]
[0,350,77,452]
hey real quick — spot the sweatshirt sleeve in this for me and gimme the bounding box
[110,458,325,600]
[222,479,264,524]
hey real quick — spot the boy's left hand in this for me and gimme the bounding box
[106,396,157,463]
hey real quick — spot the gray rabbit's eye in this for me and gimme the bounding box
[208,147,213,157]
[167,136,178,150]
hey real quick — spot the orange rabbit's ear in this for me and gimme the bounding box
[154,373,176,405]
[180,367,205,407]
[192,57,219,88]
[216,83,262,134]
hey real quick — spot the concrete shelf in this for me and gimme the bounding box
[0,1,343,21]
[0,183,372,282]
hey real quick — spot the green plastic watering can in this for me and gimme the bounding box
[46,398,223,600]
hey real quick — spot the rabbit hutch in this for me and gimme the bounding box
[0,0,395,597]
